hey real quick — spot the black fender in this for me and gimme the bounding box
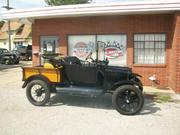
[22,75,51,88]
[111,80,143,91]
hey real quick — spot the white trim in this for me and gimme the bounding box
[2,0,180,20]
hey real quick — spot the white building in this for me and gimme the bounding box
[0,21,32,50]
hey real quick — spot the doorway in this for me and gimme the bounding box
[40,36,59,64]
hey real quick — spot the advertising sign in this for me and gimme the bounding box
[97,35,127,66]
[68,35,96,60]
[68,35,127,66]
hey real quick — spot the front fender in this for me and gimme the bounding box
[111,80,143,91]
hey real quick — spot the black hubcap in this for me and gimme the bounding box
[117,90,140,112]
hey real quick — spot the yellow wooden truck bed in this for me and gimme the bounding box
[22,66,62,83]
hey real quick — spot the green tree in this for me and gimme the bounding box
[0,21,5,28]
[45,0,92,6]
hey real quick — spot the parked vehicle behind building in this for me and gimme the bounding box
[13,45,32,60]
[0,48,20,65]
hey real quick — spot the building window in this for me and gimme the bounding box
[14,42,23,46]
[68,35,96,60]
[68,34,127,66]
[40,36,59,54]
[97,35,127,66]
[134,34,166,64]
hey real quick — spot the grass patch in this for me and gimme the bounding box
[145,93,172,103]
[154,95,171,103]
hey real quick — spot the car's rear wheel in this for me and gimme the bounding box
[26,80,50,106]
[112,85,144,115]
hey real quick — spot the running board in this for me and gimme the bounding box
[56,86,104,97]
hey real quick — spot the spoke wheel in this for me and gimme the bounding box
[26,80,50,106]
[112,85,144,115]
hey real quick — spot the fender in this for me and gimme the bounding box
[22,75,50,88]
[111,80,143,91]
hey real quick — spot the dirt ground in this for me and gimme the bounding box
[0,64,180,135]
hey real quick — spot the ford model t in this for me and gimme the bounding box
[22,53,144,115]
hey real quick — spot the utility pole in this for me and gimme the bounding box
[7,0,11,51]
[2,0,13,51]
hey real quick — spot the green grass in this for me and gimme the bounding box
[154,95,171,103]
[145,93,172,103]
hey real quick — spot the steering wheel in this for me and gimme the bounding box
[85,52,94,62]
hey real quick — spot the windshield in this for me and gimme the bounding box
[0,49,9,54]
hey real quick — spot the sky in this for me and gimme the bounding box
[0,0,156,20]
[0,0,144,9]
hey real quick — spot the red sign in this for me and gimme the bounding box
[105,47,123,59]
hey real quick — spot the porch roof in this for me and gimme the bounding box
[2,0,180,21]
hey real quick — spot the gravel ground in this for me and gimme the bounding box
[0,65,180,135]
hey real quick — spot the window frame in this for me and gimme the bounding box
[133,33,167,65]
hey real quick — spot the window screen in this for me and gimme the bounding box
[134,34,166,64]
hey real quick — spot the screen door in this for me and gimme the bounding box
[40,36,59,64]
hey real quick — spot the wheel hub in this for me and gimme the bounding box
[35,89,43,97]
[125,99,130,104]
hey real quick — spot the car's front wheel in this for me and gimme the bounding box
[26,80,50,106]
[112,85,144,115]
[4,59,11,65]
[14,60,19,64]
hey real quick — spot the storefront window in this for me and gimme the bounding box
[97,35,127,66]
[68,35,96,60]
[134,34,166,64]
[68,34,127,66]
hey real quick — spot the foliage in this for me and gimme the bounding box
[45,0,92,6]
[0,21,5,28]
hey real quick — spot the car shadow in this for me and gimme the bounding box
[0,61,32,71]
[140,95,161,115]
[48,93,113,109]
[48,93,161,115]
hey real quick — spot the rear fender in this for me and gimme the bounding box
[111,80,143,91]
[22,75,50,88]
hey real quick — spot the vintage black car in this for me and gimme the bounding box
[22,54,144,115]
[0,48,20,65]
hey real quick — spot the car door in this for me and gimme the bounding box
[64,63,97,85]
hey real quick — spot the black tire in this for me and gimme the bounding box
[15,60,19,64]
[112,85,144,115]
[26,80,50,106]
[4,59,10,65]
